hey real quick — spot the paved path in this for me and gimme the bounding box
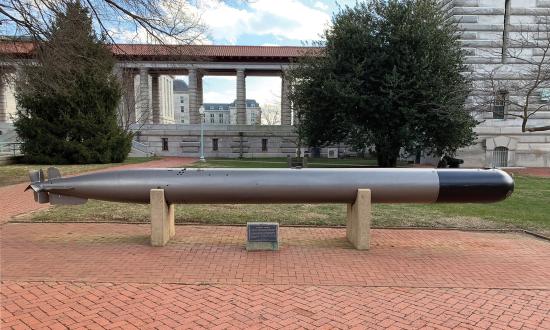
[0,157,195,224]
[505,167,550,178]
[1,224,549,329]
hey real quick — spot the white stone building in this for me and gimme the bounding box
[173,80,190,124]
[204,99,261,125]
[444,0,550,167]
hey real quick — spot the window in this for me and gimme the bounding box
[180,96,185,103]
[210,118,215,123]
[219,106,223,110]
[162,138,168,151]
[181,119,185,123]
[212,138,219,151]
[493,90,507,119]
[262,138,268,152]
[180,106,185,112]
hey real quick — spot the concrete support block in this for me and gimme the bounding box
[150,189,174,246]
[236,69,246,125]
[169,204,175,238]
[281,73,291,126]
[346,189,371,250]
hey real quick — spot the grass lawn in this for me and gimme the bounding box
[190,157,392,168]
[0,157,159,187]
[15,158,550,237]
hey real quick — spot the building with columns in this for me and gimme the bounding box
[1,35,548,164]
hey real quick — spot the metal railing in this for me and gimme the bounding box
[492,148,508,168]
[0,142,21,156]
[131,140,154,157]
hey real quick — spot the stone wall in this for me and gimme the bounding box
[449,0,550,167]
[133,124,300,158]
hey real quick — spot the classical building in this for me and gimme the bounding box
[444,0,550,167]
[1,19,548,164]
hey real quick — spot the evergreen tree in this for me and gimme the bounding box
[290,0,477,167]
[14,1,132,164]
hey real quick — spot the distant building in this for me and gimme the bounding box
[173,80,190,124]
[202,99,261,125]
[229,99,261,125]
[171,80,261,125]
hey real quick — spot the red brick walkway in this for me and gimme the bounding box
[0,157,195,224]
[2,224,550,329]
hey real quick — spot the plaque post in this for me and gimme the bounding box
[346,189,371,250]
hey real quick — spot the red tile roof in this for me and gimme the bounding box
[0,41,321,60]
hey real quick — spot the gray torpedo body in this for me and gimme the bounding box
[26,167,514,205]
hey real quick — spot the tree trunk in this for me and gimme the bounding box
[375,144,399,167]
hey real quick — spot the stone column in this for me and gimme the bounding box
[281,73,291,126]
[151,73,160,124]
[0,78,6,123]
[236,69,246,125]
[197,72,203,108]
[138,67,150,123]
[122,70,136,124]
[188,68,199,124]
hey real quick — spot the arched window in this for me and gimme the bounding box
[492,146,508,167]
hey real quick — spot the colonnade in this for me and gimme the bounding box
[0,65,294,126]
[121,67,293,126]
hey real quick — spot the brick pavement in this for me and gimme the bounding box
[2,282,549,330]
[0,157,195,224]
[1,224,550,329]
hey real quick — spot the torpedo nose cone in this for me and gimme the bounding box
[436,169,514,203]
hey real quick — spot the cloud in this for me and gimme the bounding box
[314,1,329,11]
[201,76,281,107]
[197,0,330,44]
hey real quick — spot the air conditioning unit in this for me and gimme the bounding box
[327,147,338,159]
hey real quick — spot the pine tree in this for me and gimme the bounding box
[14,1,132,164]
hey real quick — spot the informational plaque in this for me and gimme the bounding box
[246,222,279,251]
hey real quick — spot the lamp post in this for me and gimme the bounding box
[199,105,206,162]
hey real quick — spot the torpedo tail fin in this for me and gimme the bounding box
[26,169,49,203]
[47,167,62,180]
[25,167,87,205]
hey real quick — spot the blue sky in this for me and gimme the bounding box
[190,0,355,105]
